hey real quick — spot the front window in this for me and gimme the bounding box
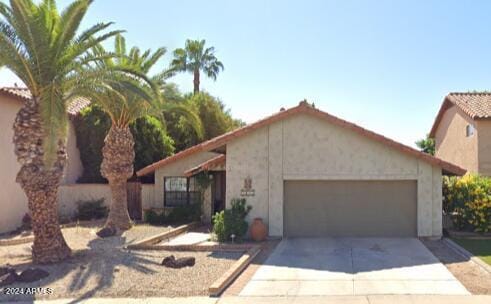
[164,177,200,207]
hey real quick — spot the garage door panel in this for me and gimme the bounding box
[284,180,417,237]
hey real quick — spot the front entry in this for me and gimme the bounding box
[284,180,417,237]
[212,171,226,216]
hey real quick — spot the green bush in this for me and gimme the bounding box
[76,198,108,221]
[166,204,201,224]
[212,198,252,242]
[143,204,201,225]
[143,209,166,225]
[443,174,491,232]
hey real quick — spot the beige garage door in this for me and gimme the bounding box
[284,180,417,237]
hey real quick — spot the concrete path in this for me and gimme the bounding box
[165,232,210,245]
[13,295,491,304]
[240,238,469,296]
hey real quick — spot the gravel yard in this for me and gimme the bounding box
[0,224,241,302]
[423,239,491,295]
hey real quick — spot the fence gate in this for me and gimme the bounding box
[127,182,142,220]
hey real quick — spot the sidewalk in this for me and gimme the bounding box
[12,295,491,304]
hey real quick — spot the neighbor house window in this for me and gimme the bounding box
[164,177,200,207]
[466,124,475,137]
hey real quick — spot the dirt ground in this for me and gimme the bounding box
[423,239,491,295]
[0,224,242,302]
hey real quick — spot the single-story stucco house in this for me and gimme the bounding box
[138,101,465,239]
[0,87,88,233]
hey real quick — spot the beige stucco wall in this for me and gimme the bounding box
[226,113,443,238]
[476,120,491,176]
[57,184,111,219]
[434,105,478,173]
[0,95,84,233]
[152,151,219,209]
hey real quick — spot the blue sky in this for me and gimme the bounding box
[2,0,491,147]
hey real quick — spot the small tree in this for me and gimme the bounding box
[415,134,435,155]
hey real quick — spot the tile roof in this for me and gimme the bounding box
[430,92,491,137]
[447,92,491,119]
[0,87,90,115]
[184,154,226,177]
[137,101,466,177]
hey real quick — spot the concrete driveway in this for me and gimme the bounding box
[240,238,469,296]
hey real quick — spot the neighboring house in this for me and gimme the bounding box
[138,101,465,239]
[430,92,491,176]
[0,87,88,233]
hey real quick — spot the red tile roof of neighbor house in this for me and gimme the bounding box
[184,154,226,177]
[430,92,491,137]
[0,87,90,115]
[137,100,466,177]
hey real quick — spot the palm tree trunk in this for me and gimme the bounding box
[193,69,200,94]
[100,126,135,232]
[13,98,71,264]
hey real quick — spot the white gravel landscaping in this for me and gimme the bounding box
[0,223,242,302]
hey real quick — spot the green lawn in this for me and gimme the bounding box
[452,238,491,265]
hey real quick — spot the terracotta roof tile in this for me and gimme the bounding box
[138,101,466,177]
[0,86,90,115]
[429,92,491,137]
[184,154,226,177]
[447,92,491,119]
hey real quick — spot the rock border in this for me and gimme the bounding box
[0,236,34,246]
[0,220,106,246]
[443,237,491,274]
[125,222,200,250]
[209,245,261,296]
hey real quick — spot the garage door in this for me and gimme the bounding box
[284,180,417,237]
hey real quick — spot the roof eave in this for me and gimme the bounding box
[138,102,467,177]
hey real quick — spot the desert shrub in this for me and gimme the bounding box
[212,198,252,242]
[143,204,201,225]
[76,198,108,221]
[166,204,201,224]
[443,174,491,232]
[143,209,165,225]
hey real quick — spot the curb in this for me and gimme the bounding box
[209,245,261,296]
[125,222,200,250]
[443,237,491,274]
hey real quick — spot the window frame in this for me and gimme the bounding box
[466,124,475,137]
[163,176,200,207]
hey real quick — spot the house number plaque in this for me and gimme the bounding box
[240,176,255,196]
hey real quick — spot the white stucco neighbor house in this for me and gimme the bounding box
[137,101,465,239]
[0,87,88,233]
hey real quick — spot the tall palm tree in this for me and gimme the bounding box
[0,0,121,263]
[89,35,202,233]
[170,39,224,94]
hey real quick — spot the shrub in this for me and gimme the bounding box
[76,198,108,221]
[443,174,491,232]
[212,198,252,242]
[166,204,201,224]
[143,204,201,225]
[143,209,165,225]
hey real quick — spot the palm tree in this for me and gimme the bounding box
[0,0,121,263]
[89,35,202,233]
[170,39,224,94]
